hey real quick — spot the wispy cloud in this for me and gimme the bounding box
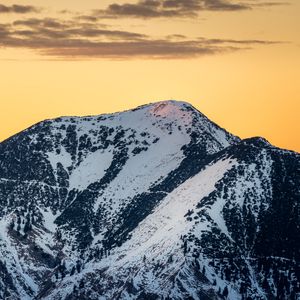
[90,0,288,19]
[92,0,247,19]
[0,17,283,59]
[11,18,147,40]
[0,4,39,14]
[0,1,287,18]
[240,0,289,7]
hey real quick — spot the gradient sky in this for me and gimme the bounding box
[0,0,299,151]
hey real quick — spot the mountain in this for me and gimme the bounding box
[0,100,299,300]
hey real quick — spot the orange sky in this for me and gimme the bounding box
[0,0,299,151]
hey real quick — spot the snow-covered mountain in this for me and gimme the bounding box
[0,100,299,300]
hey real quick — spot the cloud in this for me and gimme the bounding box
[201,0,249,11]
[0,1,287,19]
[90,0,287,19]
[91,0,249,19]
[10,18,147,40]
[0,17,282,59]
[198,37,283,45]
[246,1,289,7]
[0,4,39,14]
[13,18,65,29]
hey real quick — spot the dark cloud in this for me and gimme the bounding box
[102,0,195,18]
[0,17,282,59]
[0,4,39,14]
[91,0,288,18]
[95,0,234,19]
[0,36,238,58]
[0,1,287,18]
[43,41,233,58]
[93,0,244,19]
[201,0,249,11]
[13,18,65,29]
[198,37,283,44]
[247,1,289,7]
[11,18,146,40]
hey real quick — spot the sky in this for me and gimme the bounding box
[0,0,299,151]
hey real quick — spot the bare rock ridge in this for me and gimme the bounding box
[0,100,299,299]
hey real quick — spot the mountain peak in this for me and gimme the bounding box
[148,99,194,109]
[147,100,195,123]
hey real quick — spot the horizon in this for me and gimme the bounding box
[0,0,299,152]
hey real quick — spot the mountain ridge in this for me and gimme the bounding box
[0,100,299,300]
[0,100,234,144]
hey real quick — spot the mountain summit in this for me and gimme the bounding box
[0,101,299,300]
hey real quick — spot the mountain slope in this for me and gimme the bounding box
[0,101,299,300]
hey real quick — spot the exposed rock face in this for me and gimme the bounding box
[0,100,299,300]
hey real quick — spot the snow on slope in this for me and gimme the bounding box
[40,100,237,193]
[49,158,237,299]
[36,100,238,245]
[110,157,237,267]
[44,139,298,300]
